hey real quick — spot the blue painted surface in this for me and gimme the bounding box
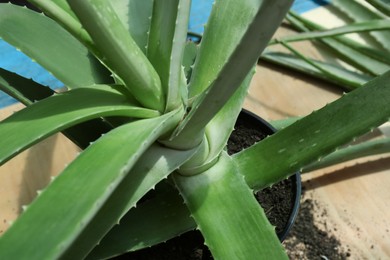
[0,40,64,107]
[0,0,329,108]
[188,0,330,35]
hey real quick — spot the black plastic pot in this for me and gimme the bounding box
[234,109,301,241]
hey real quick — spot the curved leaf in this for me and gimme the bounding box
[366,0,390,16]
[303,137,390,172]
[0,68,115,149]
[0,110,182,260]
[27,0,95,51]
[171,0,293,149]
[148,0,191,111]
[0,4,112,88]
[270,19,390,44]
[111,0,154,54]
[331,0,390,52]
[67,0,164,111]
[260,51,372,91]
[0,67,54,106]
[174,152,287,259]
[0,85,159,165]
[72,143,197,259]
[234,70,390,190]
[287,11,390,75]
[86,183,194,259]
[187,0,262,98]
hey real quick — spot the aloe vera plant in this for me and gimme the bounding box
[0,1,389,259]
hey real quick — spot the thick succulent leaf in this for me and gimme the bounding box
[0,85,159,165]
[61,141,196,259]
[260,51,372,91]
[0,4,112,88]
[174,152,288,259]
[270,19,390,44]
[366,0,390,16]
[303,137,390,172]
[67,0,164,111]
[147,0,190,111]
[234,71,390,190]
[204,68,254,156]
[187,0,272,98]
[111,0,154,54]
[278,42,365,90]
[171,0,293,149]
[287,11,390,75]
[331,0,390,52]
[84,145,197,259]
[0,110,182,260]
[27,0,95,50]
[179,66,256,174]
[0,67,54,106]
[29,0,76,17]
[270,116,301,130]
[85,184,193,259]
[0,68,116,149]
[182,41,198,82]
[286,12,390,66]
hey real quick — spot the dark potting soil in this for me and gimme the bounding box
[111,115,297,259]
[283,186,351,259]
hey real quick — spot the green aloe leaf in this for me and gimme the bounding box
[67,0,164,111]
[234,71,390,190]
[0,4,112,88]
[111,0,154,54]
[0,85,159,165]
[0,68,54,106]
[29,0,76,18]
[366,0,390,16]
[178,67,256,174]
[287,12,390,66]
[278,41,363,90]
[331,0,390,52]
[27,0,95,51]
[182,41,198,82]
[260,51,372,90]
[85,183,192,259]
[174,152,287,259]
[0,68,115,149]
[0,110,182,260]
[303,137,390,172]
[287,11,390,75]
[84,144,197,259]
[147,0,190,111]
[270,19,390,44]
[171,0,293,149]
[61,141,196,259]
[188,0,286,98]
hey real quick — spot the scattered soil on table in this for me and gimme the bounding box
[283,184,352,259]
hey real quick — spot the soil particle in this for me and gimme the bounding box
[283,187,350,259]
